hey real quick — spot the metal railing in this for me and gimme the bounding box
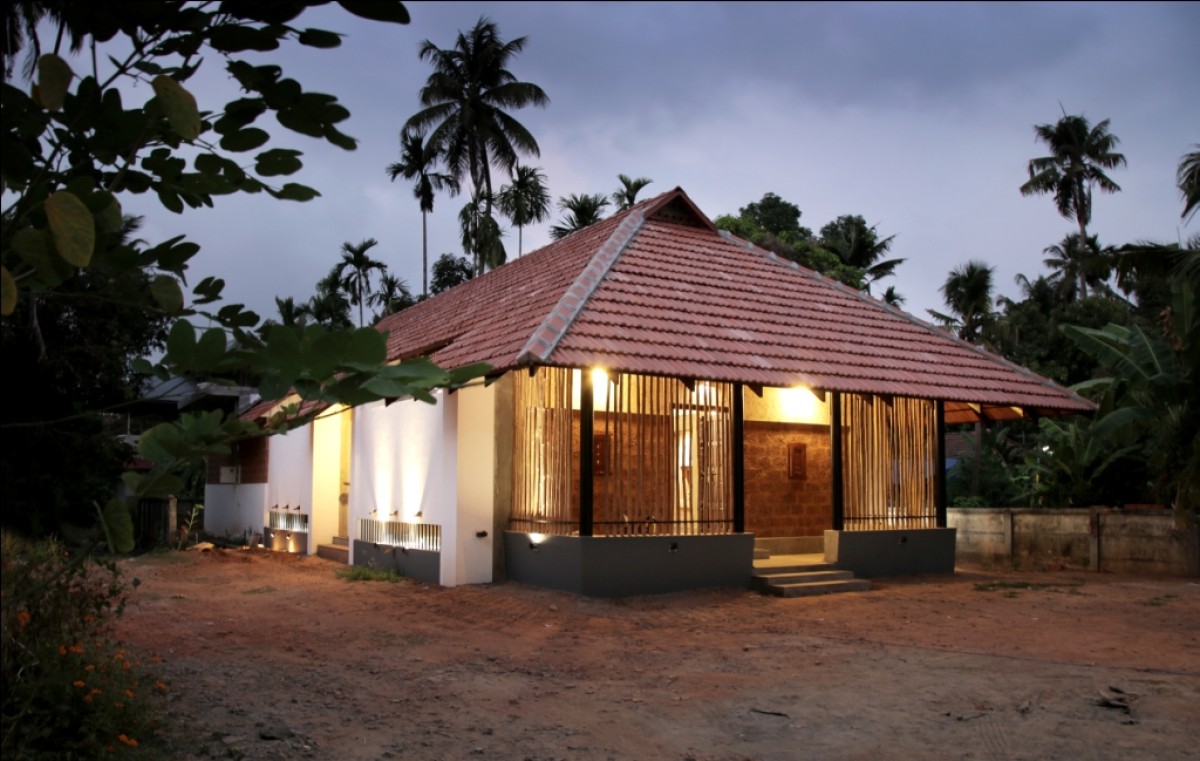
[357,518,441,551]
[268,509,308,532]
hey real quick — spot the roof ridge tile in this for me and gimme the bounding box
[516,209,648,364]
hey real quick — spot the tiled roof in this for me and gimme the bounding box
[374,188,1094,422]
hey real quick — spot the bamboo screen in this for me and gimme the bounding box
[511,366,576,534]
[840,394,938,530]
[594,375,734,536]
[510,368,736,536]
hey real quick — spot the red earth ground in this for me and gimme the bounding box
[116,548,1198,760]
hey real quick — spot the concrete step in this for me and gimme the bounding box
[767,578,872,598]
[753,562,838,574]
[332,535,350,547]
[753,547,771,560]
[316,543,349,564]
[756,569,856,585]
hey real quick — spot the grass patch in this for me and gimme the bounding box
[336,566,404,583]
[975,579,1085,597]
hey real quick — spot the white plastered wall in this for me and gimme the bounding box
[267,423,315,551]
[203,483,265,540]
[347,393,457,576]
[454,382,496,584]
[310,405,347,550]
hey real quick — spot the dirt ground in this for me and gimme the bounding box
[115,548,1199,761]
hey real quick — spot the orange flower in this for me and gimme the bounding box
[83,614,94,623]
[124,689,135,698]
[155,680,168,691]
[17,610,30,627]
[83,695,93,703]
[68,645,84,655]
[59,646,68,656]
[117,734,138,747]
[86,664,95,672]
[73,680,86,688]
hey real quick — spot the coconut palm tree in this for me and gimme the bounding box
[1019,114,1126,247]
[818,215,904,293]
[549,193,610,240]
[881,285,905,307]
[386,129,459,298]
[369,273,415,321]
[496,164,551,257]
[1179,145,1200,223]
[611,174,653,211]
[1042,232,1111,301]
[335,238,387,328]
[304,266,353,330]
[459,191,506,274]
[404,17,549,226]
[929,260,997,346]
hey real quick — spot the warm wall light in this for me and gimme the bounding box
[592,368,609,409]
[572,368,612,409]
[528,532,547,545]
[780,386,826,424]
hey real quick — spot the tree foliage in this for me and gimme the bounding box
[713,193,868,288]
[403,16,548,237]
[386,128,458,297]
[430,252,473,294]
[550,192,610,240]
[1019,113,1126,244]
[611,173,652,211]
[0,1,490,549]
[497,164,550,257]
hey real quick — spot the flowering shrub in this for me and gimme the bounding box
[1,533,163,758]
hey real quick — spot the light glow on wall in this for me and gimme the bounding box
[571,367,612,409]
[780,386,826,424]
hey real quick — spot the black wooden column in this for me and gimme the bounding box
[935,400,947,528]
[830,391,844,531]
[579,368,594,537]
[732,382,745,533]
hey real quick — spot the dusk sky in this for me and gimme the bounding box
[122,1,1199,328]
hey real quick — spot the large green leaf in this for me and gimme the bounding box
[337,0,410,24]
[45,190,95,266]
[98,498,135,554]
[0,266,15,316]
[166,319,198,362]
[254,148,303,176]
[10,227,59,282]
[344,327,387,365]
[272,182,320,201]
[298,28,342,48]
[152,75,202,140]
[220,127,270,152]
[36,54,73,111]
[151,274,185,313]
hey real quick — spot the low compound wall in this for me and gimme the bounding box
[949,507,1199,577]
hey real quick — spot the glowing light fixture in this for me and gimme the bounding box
[780,385,825,423]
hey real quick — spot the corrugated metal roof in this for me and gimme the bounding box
[374,187,1094,420]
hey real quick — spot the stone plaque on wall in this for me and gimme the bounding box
[788,442,807,480]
